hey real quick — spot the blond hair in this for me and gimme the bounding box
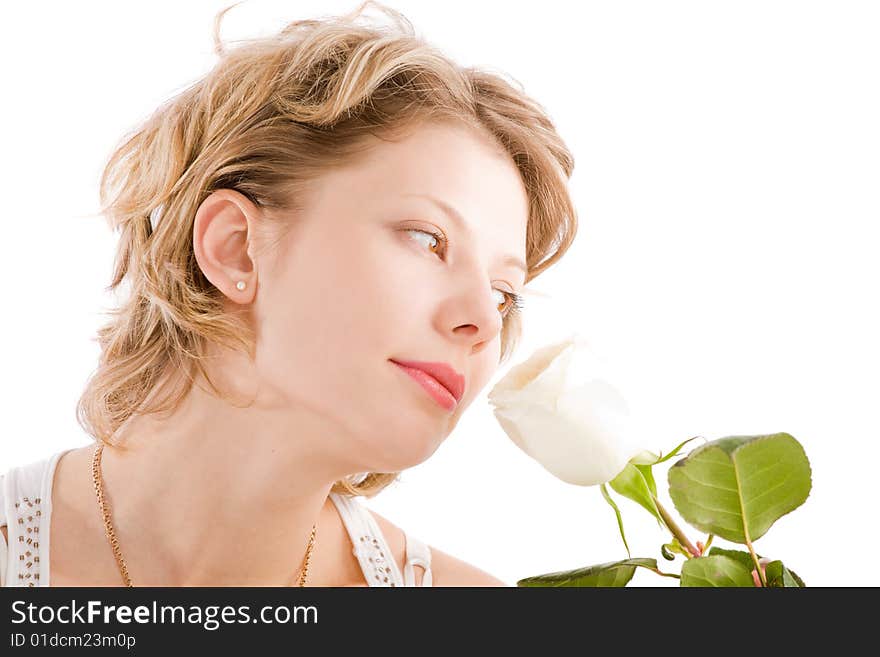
[77,1,578,498]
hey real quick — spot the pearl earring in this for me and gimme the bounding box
[235,281,246,291]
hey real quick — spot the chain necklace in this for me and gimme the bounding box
[91,442,317,587]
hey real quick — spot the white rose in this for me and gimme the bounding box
[487,333,650,486]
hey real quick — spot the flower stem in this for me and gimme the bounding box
[746,539,768,587]
[651,495,701,558]
[650,568,681,579]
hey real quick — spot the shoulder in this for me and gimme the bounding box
[426,544,509,587]
[366,507,509,587]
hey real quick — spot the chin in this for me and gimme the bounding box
[366,429,446,473]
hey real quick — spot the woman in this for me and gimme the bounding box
[0,1,576,587]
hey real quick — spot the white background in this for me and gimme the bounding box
[2,1,877,586]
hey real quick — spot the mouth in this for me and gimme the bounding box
[389,359,465,412]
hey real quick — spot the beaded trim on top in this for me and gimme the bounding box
[11,495,43,586]
[354,533,397,586]
[329,492,404,587]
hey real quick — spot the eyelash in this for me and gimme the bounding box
[405,228,525,321]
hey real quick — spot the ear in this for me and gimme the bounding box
[192,189,260,303]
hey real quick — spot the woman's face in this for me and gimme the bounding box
[248,121,529,473]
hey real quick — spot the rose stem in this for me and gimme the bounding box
[651,495,701,558]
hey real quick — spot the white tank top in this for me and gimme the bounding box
[0,448,432,587]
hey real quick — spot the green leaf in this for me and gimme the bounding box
[708,548,807,587]
[517,558,659,587]
[600,483,631,558]
[788,568,806,587]
[609,463,664,526]
[667,432,812,544]
[680,555,756,587]
[635,463,658,498]
[707,546,763,569]
[765,560,806,587]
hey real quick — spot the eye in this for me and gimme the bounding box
[404,228,526,320]
[406,227,445,257]
[494,288,525,319]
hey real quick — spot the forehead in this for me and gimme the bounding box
[306,121,529,254]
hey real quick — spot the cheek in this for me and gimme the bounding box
[252,236,409,399]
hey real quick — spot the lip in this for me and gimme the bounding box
[389,359,466,411]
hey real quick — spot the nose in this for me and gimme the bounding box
[441,281,504,354]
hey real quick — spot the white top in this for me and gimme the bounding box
[0,448,432,587]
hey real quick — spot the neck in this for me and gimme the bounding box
[90,371,364,586]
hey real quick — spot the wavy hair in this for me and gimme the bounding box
[76,0,578,498]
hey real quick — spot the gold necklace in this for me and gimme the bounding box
[91,442,317,587]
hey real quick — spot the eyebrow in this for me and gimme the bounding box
[401,193,528,275]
